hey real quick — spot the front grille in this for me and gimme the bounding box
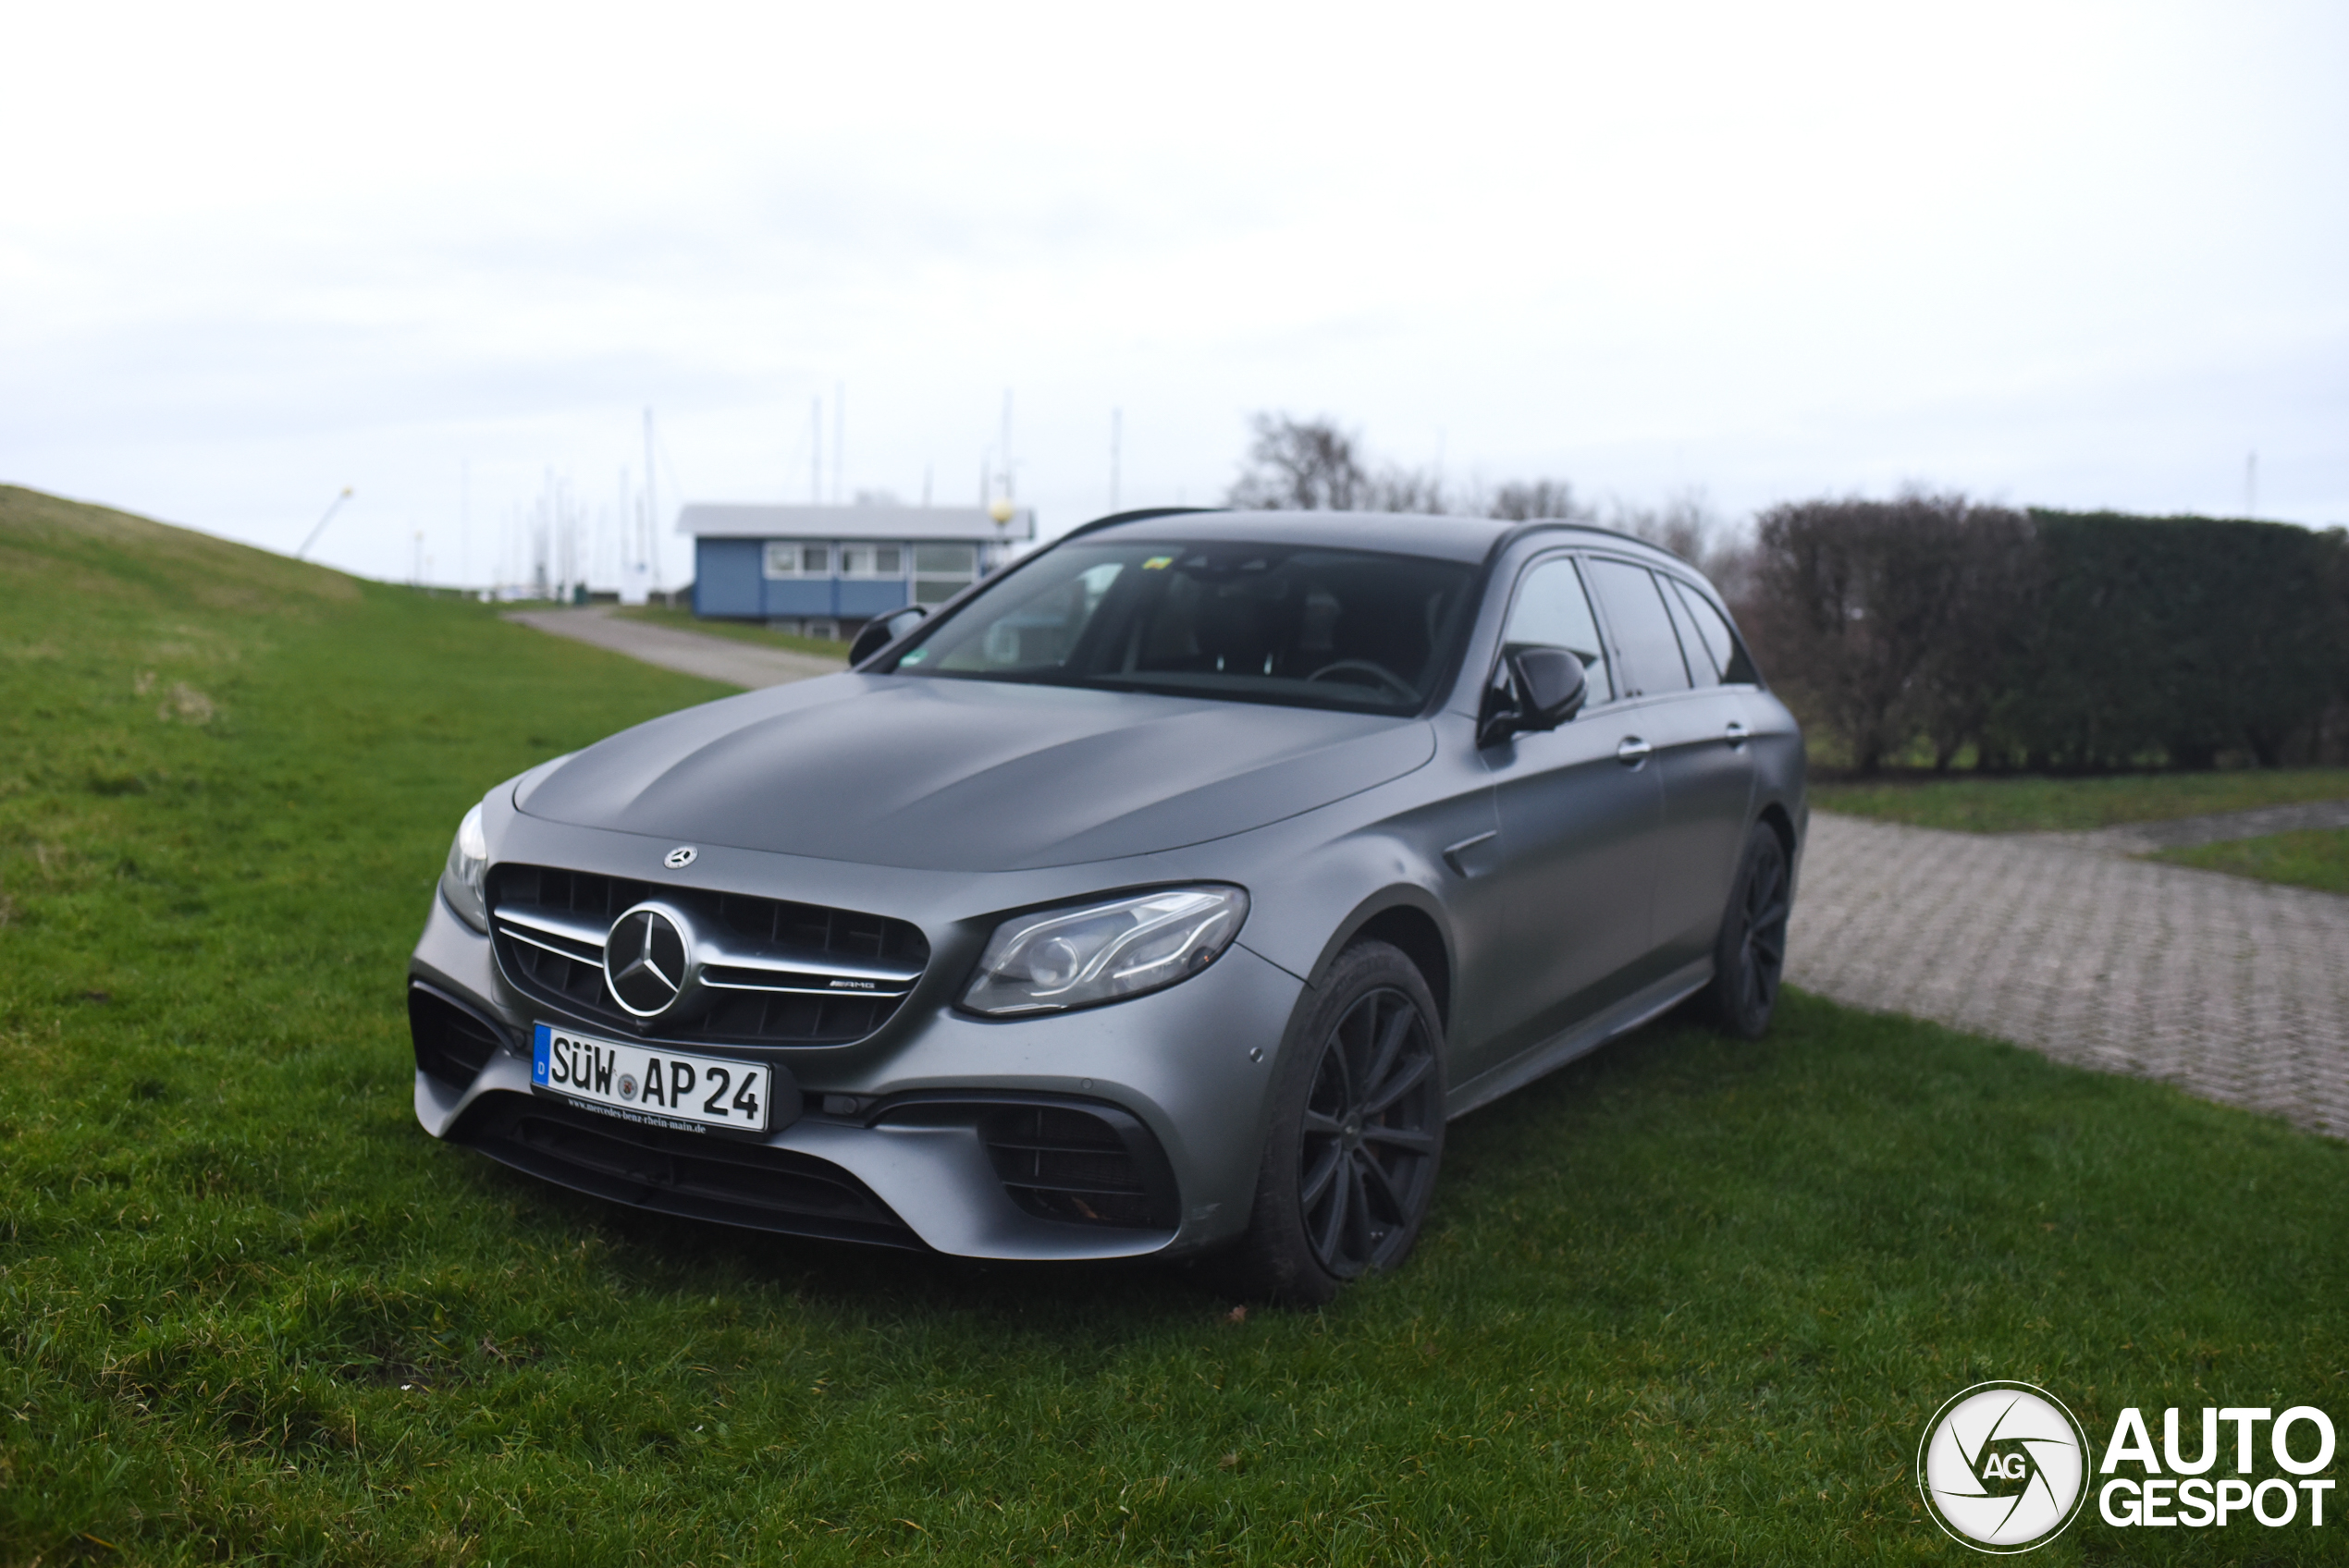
[410,982,508,1088]
[979,1104,1178,1231]
[458,1093,919,1247]
[487,864,929,1047]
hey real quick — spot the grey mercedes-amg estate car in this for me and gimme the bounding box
[409,508,1804,1302]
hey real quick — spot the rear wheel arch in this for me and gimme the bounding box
[1704,818,1793,1039]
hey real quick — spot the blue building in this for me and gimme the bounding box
[678,503,1037,641]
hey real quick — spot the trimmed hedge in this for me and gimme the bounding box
[1743,500,2349,773]
[2005,510,2346,770]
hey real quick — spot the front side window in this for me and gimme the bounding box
[886,540,1476,715]
[1583,558,1691,697]
[1503,556,1615,704]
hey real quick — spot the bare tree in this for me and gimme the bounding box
[1228,413,1467,513]
[1743,493,2029,772]
[1485,479,1587,522]
[1226,415,1372,510]
[1605,491,1753,599]
[1367,464,1451,514]
[1230,414,1631,535]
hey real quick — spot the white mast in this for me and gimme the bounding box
[642,408,661,599]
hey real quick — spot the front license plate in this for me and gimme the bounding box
[532,1023,770,1133]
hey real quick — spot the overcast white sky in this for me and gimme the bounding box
[3,1,2343,588]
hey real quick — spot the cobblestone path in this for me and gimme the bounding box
[1787,812,2349,1138]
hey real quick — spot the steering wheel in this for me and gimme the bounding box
[1305,658,1417,702]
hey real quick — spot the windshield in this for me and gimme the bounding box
[881,540,1477,714]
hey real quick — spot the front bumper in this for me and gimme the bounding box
[410,884,1301,1261]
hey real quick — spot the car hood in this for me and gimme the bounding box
[515,673,1436,872]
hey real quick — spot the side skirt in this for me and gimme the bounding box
[1444,958,1713,1121]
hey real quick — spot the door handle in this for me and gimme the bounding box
[1616,737,1652,766]
[1724,721,1748,749]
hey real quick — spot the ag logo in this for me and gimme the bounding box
[1918,1381,2089,1553]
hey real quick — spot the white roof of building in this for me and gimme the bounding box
[677,503,1036,542]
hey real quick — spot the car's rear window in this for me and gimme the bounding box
[882,540,1477,714]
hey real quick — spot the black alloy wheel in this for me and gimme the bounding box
[1298,986,1442,1279]
[1225,939,1445,1305]
[1708,824,1791,1039]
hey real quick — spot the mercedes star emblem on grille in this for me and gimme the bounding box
[605,907,689,1017]
[663,845,697,869]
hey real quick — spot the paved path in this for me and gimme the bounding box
[1788,812,2349,1138]
[505,606,842,690]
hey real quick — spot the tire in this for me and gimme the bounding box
[1705,822,1792,1040]
[1222,939,1446,1306]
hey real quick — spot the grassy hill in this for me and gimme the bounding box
[3,485,2346,1563]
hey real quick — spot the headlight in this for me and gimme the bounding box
[439,802,489,932]
[961,886,1249,1015]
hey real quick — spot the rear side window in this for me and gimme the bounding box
[1659,577,1720,683]
[1584,558,1691,696]
[1503,556,1614,704]
[1666,578,1759,685]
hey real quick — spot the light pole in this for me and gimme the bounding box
[297,487,354,560]
[988,495,1015,573]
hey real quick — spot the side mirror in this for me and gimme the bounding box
[849,606,928,666]
[1478,643,1588,746]
[1511,645,1587,729]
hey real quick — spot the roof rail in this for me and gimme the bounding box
[1052,506,1225,545]
[1495,517,1691,563]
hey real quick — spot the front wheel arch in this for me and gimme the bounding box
[1293,886,1458,1037]
[1219,937,1448,1305]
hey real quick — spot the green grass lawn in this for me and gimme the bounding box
[2154,826,2349,896]
[5,485,2346,1564]
[1814,768,2349,834]
[609,602,853,661]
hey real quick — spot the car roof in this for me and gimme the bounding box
[1061,508,1687,570]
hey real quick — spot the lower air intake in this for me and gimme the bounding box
[979,1104,1179,1231]
[410,983,508,1088]
[458,1094,917,1248]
